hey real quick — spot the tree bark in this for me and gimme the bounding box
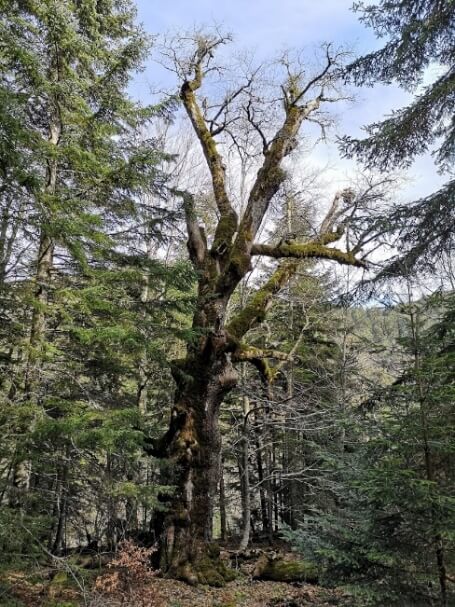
[51,456,69,555]
[157,336,238,584]
[219,455,227,542]
[254,422,270,537]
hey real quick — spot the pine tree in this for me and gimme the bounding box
[341,0,455,276]
[0,0,185,557]
[290,292,455,606]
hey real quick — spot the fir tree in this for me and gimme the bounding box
[289,292,455,606]
[342,0,455,276]
[0,0,184,557]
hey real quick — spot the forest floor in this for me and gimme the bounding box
[146,576,348,607]
[1,565,350,607]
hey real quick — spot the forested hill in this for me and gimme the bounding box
[0,0,453,606]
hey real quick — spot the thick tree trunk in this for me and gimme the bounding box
[157,340,238,585]
[148,36,364,585]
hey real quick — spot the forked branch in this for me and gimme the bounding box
[179,36,238,256]
[174,190,207,267]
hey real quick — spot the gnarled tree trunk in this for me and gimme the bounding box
[146,33,366,584]
[156,299,238,584]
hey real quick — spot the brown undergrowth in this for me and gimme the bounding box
[1,541,349,607]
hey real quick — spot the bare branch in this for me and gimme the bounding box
[208,71,258,134]
[228,95,324,270]
[178,34,238,257]
[244,97,270,153]
[174,190,207,266]
[291,44,335,106]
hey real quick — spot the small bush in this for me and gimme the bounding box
[92,540,162,607]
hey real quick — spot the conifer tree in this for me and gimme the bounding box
[290,292,455,607]
[0,0,184,555]
[342,0,455,276]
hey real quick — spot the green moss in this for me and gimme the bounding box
[212,212,238,255]
[50,571,68,586]
[254,557,319,584]
[194,545,238,587]
[170,542,237,587]
[228,262,298,338]
[197,562,225,587]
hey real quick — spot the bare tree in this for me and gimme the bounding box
[145,30,369,584]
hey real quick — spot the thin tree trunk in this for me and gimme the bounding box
[51,457,69,555]
[264,387,274,545]
[273,440,279,533]
[254,428,269,537]
[409,302,447,607]
[0,199,23,284]
[125,469,139,535]
[264,439,274,545]
[219,455,227,542]
[238,394,251,551]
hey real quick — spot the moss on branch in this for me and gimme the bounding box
[180,81,237,243]
[251,241,366,267]
[233,343,291,363]
[227,261,299,338]
[227,237,365,341]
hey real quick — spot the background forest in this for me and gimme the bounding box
[0,1,454,606]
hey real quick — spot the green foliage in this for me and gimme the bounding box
[0,2,453,600]
[0,0,193,561]
[342,0,455,276]
[0,508,50,566]
[345,0,454,168]
[286,292,455,606]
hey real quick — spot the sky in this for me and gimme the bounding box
[130,0,444,201]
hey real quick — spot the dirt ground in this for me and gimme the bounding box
[154,577,348,606]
